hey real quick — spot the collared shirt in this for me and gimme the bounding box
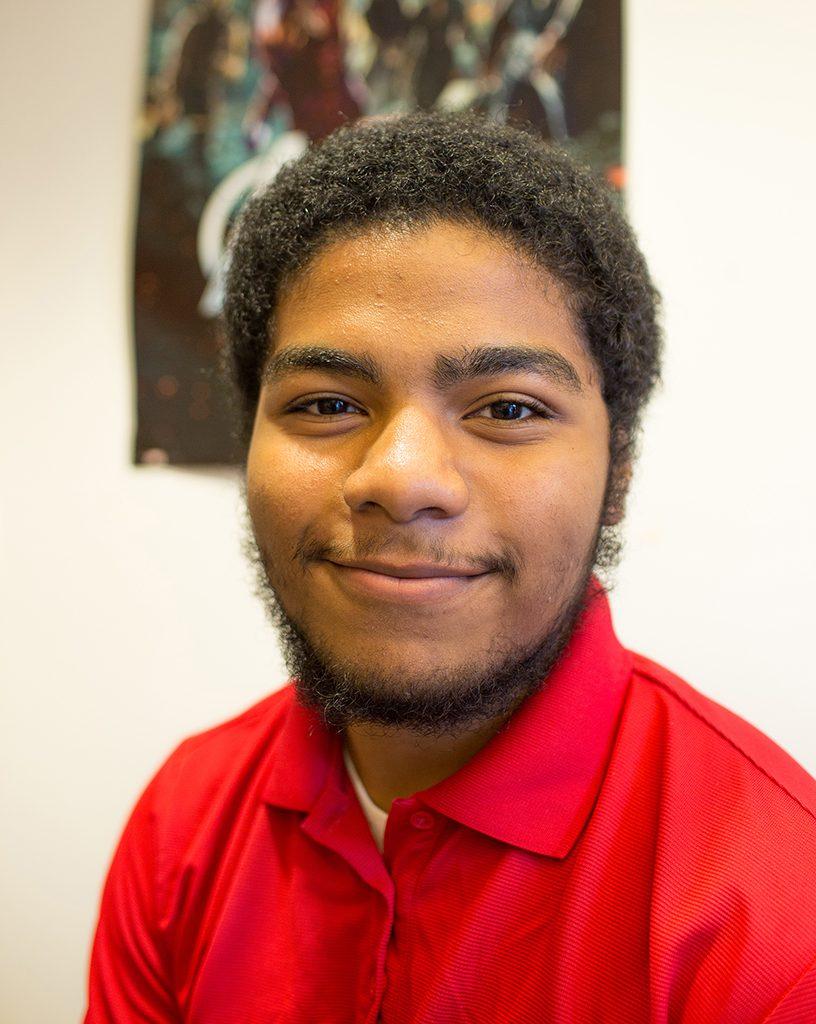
[84,592,816,1023]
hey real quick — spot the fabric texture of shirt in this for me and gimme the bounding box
[84,590,816,1023]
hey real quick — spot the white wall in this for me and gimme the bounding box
[1,1,814,1019]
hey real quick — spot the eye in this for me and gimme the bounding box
[468,398,552,422]
[286,395,365,417]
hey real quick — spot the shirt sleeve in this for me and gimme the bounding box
[83,773,180,1023]
[761,957,816,1023]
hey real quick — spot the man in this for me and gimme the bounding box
[85,113,816,1022]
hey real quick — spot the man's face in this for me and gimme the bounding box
[245,220,613,732]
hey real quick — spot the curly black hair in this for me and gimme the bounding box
[223,111,661,487]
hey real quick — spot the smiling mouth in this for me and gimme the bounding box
[323,559,492,605]
[329,558,486,579]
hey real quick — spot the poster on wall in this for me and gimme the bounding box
[133,0,622,465]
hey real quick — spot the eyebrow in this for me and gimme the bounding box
[261,343,583,394]
[433,345,583,394]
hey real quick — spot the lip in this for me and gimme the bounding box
[324,560,491,605]
[330,559,486,579]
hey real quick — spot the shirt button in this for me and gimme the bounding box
[410,811,434,830]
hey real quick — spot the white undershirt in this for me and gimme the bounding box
[343,744,389,852]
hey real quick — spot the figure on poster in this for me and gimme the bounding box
[174,1,232,162]
[362,0,412,110]
[411,0,469,110]
[481,0,582,138]
[244,0,363,146]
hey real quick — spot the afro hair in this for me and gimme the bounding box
[223,110,661,479]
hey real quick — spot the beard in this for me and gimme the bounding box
[241,497,613,739]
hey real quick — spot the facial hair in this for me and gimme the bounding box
[241,501,608,739]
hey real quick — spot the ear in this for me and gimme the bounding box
[602,433,633,527]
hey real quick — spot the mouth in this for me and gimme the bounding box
[323,559,492,605]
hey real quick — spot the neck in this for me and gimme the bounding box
[344,711,515,812]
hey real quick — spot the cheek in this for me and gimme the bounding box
[246,438,333,557]
[485,443,608,575]
[494,438,607,519]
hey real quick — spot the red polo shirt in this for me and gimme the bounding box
[84,592,816,1023]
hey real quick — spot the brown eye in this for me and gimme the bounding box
[287,396,365,417]
[470,398,551,422]
[487,401,531,420]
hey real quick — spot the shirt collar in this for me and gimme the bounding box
[419,584,631,857]
[263,583,631,859]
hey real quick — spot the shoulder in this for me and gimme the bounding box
[128,685,297,886]
[619,653,816,1017]
[165,686,294,768]
[629,651,816,822]
[143,685,295,817]
[88,688,300,1008]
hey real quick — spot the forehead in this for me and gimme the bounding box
[272,220,596,386]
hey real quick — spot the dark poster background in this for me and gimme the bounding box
[133,0,621,465]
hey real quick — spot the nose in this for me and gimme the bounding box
[342,405,470,523]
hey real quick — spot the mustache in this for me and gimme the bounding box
[239,475,519,583]
[295,533,519,582]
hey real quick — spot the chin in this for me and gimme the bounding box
[333,650,462,689]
